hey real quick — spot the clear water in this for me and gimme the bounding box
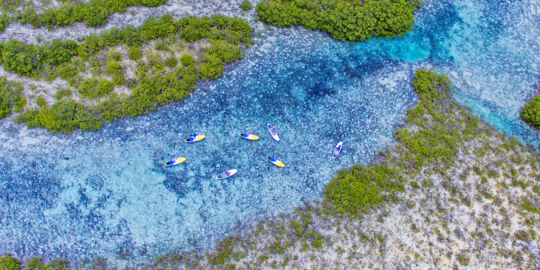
[0,0,538,264]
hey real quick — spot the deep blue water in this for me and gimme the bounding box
[0,0,538,264]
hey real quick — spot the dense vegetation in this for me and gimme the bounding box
[324,69,483,214]
[240,0,253,11]
[0,76,25,118]
[256,0,422,41]
[0,254,20,270]
[0,0,166,31]
[0,254,69,270]
[520,93,539,129]
[1,15,251,132]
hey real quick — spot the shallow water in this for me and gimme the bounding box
[0,0,538,264]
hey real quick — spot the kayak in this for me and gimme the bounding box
[185,134,205,143]
[333,141,343,159]
[267,156,285,167]
[165,157,186,167]
[216,169,238,179]
[239,132,259,141]
[266,123,280,141]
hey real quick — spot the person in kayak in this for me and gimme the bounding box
[272,126,276,133]
[269,155,279,162]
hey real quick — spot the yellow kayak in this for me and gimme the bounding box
[185,134,205,143]
[239,132,259,141]
[165,157,186,167]
[267,156,285,167]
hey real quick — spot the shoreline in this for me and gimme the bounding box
[139,70,539,269]
[0,0,538,267]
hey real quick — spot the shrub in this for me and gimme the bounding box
[0,77,25,118]
[312,233,324,248]
[127,46,142,60]
[141,0,166,6]
[154,40,169,51]
[56,62,79,81]
[106,60,125,84]
[54,87,73,100]
[323,164,402,215]
[180,54,194,66]
[78,78,98,98]
[106,50,122,61]
[240,0,252,11]
[19,8,41,28]
[520,94,539,129]
[208,237,237,265]
[76,105,103,130]
[24,257,46,269]
[36,95,48,108]
[165,56,178,67]
[39,98,80,132]
[0,14,11,31]
[0,40,41,76]
[15,109,40,127]
[78,78,114,99]
[96,79,115,97]
[48,258,70,270]
[83,0,109,26]
[42,39,79,66]
[0,253,21,270]
[199,56,224,79]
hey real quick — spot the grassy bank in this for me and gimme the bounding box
[0,14,251,132]
[256,0,421,42]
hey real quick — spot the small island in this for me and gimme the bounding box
[256,0,421,42]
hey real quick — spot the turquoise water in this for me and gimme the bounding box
[0,0,538,264]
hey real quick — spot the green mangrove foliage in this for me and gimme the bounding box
[520,93,539,129]
[324,69,485,215]
[324,164,403,214]
[0,253,21,270]
[5,14,251,132]
[0,254,69,270]
[0,76,25,118]
[0,0,166,31]
[256,0,421,41]
[240,0,253,11]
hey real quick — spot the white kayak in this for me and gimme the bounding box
[266,123,280,141]
[333,142,343,159]
[216,169,238,179]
